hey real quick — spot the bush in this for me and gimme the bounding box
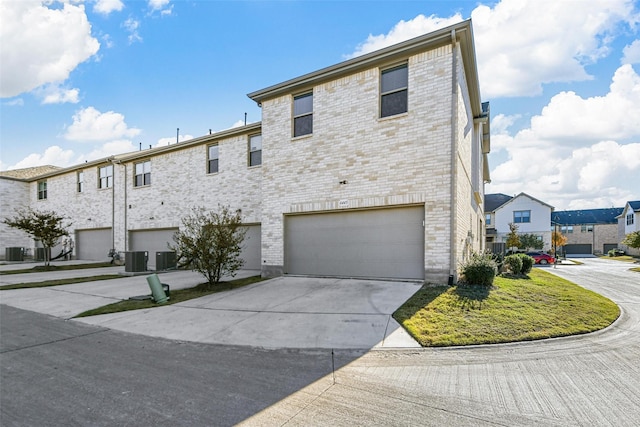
[504,254,523,275]
[518,253,534,274]
[460,252,497,286]
[608,249,625,257]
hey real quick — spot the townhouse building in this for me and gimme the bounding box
[1,20,490,283]
[553,208,623,255]
[618,201,640,256]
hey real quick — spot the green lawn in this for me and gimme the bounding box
[0,275,123,290]
[75,275,265,318]
[0,262,117,275]
[393,269,619,347]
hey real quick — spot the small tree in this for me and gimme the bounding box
[2,207,71,267]
[506,222,520,250]
[622,231,640,249]
[171,205,248,286]
[518,233,543,251]
[551,230,568,255]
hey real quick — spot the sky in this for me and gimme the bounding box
[1,0,639,211]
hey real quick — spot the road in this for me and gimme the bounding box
[2,257,639,426]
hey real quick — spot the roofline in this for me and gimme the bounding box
[19,122,262,181]
[247,19,483,117]
[499,192,555,210]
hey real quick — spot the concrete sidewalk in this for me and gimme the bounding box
[0,263,422,349]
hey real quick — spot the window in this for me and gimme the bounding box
[485,213,491,225]
[293,93,313,137]
[249,134,262,166]
[561,225,574,234]
[581,225,593,233]
[77,171,84,193]
[37,180,47,200]
[628,213,635,226]
[380,64,408,118]
[134,161,151,187]
[207,145,219,173]
[99,165,113,189]
[513,210,531,223]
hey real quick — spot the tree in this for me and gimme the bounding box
[2,207,71,267]
[518,233,544,251]
[506,222,520,249]
[171,205,248,286]
[551,230,568,255]
[622,231,640,249]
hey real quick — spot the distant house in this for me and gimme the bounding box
[618,201,640,256]
[553,208,623,255]
[485,193,553,251]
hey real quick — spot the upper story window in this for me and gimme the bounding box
[99,165,113,189]
[485,213,491,225]
[77,171,84,193]
[561,225,574,234]
[134,160,151,187]
[37,180,47,200]
[249,134,262,166]
[628,213,635,225]
[513,210,531,223]
[293,92,313,137]
[380,63,408,118]
[207,144,219,174]
[581,225,593,233]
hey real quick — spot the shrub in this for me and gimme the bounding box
[504,254,523,275]
[491,252,504,273]
[518,253,534,274]
[460,252,497,286]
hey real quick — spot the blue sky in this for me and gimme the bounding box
[1,0,639,210]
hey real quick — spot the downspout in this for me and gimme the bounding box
[449,29,458,282]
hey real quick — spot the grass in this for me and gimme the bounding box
[0,275,123,290]
[393,268,620,347]
[603,255,639,263]
[0,262,116,275]
[75,275,265,318]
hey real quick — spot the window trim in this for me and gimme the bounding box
[627,213,635,226]
[380,63,408,118]
[37,180,47,200]
[513,210,531,224]
[207,144,219,174]
[292,92,313,138]
[77,171,84,193]
[98,165,113,189]
[134,160,151,187]
[248,134,262,167]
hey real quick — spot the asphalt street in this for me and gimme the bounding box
[1,257,639,426]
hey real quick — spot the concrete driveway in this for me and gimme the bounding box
[0,263,422,349]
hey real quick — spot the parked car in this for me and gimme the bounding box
[526,252,556,265]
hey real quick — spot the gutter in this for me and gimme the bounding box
[450,29,458,282]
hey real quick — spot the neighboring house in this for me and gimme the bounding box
[484,193,553,251]
[0,20,490,283]
[552,208,624,255]
[618,201,640,256]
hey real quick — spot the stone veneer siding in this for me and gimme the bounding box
[259,44,485,283]
[0,178,32,253]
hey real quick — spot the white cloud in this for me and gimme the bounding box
[3,98,24,107]
[9,146,76,170]
[148,0,172,15]
[64,107,141,141]
[123,18,142,44]
[346,13,464,59]
[472,0,638,98]
[155,134,194,147]
[79,140,138,162]
[622,40,640,64]
[39,85,80,104]
[94,0,124,15]
[487,65,640,209]
[0,1,100,98]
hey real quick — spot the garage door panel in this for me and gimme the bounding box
[564,244,592,254]
[76,228,111,261]
[285,207,424,280]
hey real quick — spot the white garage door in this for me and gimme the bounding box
[129,228,179,270]
[76,228,112,261]
[284,206,425,280]
[130,225,261,271]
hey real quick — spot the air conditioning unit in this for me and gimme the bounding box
[125,251,148,272]
[156,251,177,271]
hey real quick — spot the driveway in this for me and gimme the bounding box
[0,264,422,349]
